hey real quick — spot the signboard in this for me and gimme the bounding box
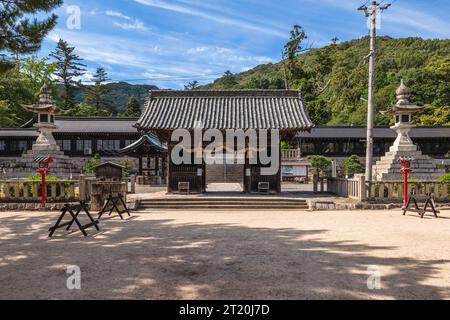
[282,165,307,176]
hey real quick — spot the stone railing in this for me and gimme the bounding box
[326,175,366,201]
[325,175,450,202]
[0,179,77,202]
[366,180,449,202]
[282,148,301,160]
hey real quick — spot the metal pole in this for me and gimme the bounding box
[365,1,377,182]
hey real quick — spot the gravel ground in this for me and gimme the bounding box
[0,208,449,300]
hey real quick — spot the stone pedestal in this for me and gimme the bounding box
[373,81,445,181]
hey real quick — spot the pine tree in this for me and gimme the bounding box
[283,25,307,86]
[84,67,115,115]
[123,96,141,117]
[0,0,62,73]
[50,39,86,110]
[184,80,199,90]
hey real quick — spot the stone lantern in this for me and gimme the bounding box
[19,82,78,178]
[384,80,424,153]
[372,80,444,181]
[22,82,61,152]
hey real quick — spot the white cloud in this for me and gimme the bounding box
[381,5,450,37]
[134,0,286,38]
[44,28,276,88]
[106,10,132,20]
[114,20,147,31]
[106,10,148,31]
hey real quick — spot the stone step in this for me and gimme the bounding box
[140,197,307,203]
[139,205,309,210]
[139,197,308,210]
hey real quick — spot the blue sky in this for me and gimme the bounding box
[37,0,450,89]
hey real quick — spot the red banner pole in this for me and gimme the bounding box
[403,171,408,207]
[41,170,46,208]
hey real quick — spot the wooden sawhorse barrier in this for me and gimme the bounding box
[98,193,131,220]
[49,201,100,237]
[403,193,440,219]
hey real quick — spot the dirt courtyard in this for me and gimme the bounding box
[1,208,449,300]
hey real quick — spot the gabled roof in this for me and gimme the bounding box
[119,133,167,156]
[93,161,125,169]
[134,90,313,131]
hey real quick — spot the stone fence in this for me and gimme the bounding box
[0,179,77,203]
[0,174,136,205]
[321,174,450,202]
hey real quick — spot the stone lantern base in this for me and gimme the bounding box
[372,149,445,181]
[372,124,444,181]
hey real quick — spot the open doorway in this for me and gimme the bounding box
[205,151,244,193]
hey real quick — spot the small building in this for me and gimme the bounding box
[134,90,314,193]
[94,162,124,180]
[118,133,168,185]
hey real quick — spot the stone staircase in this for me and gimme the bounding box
[138,197,309,210]
[373,150,445,180]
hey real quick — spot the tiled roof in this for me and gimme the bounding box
[134,90,313,131]
[296,126,450,139]
[119,133,167,155]
[54,117,139,133]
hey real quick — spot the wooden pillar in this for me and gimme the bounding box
[276,135,282,193]
[155,156,160,176]
[138,157,143,176]
[167,143,173,193]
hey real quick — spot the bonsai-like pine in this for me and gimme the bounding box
[306,155,331,178]
[342,155,364,178]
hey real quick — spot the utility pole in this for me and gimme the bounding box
[358,1,391,182]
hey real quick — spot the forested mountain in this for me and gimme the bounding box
[71,82,158,112]
[202,36,450,126]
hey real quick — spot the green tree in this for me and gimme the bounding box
[415,105,450,126]
[305,99,331,125]
[84,153,101,174]
[0,100,20,127]
[280,141,293,151]
[84,67,115,114]
[220,70,238,88]
[0,0,62,73]
[283,25,307,85]
[65,102,110,117]
[306,155,331,178]
[50,39,86,110]
[0,56,57,126]
[119,159,131,177]
[20,55,56,102]
[122,96,141,117]
[438,173,450,182]
[342,155,364,177]
[184,80,199,90]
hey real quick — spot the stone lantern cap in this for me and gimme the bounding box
[23,81,60,114]
[383,80,424,116]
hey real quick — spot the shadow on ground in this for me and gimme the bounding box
[0,212,448,299]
